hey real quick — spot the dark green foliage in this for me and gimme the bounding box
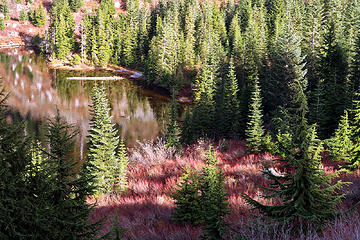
[171,168,202,224]
[345,95,360,170]
[242,31,347,230]
[172,147,229,239]
[200,148,229,240]
[0,85,99,239]
[51,0,75,59]
[30,4,46,27]
[245,70,265,153]
[215,58,241,139]
[350,31,360,99]
[69,0,83,12]
[318,21,349,138]
[180,108,194,145]
[165,89,181,149]
[87,84,128,195]
[326,110,352,161]
[0,17,4,30]
[0,0,9,20]
[44,112,100,239]
[19,10,28,21]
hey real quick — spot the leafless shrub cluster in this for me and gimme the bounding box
[129,138,179,166]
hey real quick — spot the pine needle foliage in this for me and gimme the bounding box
[87,84,129,195]
[171,168,202,225]
[44,111,100,239]
[344,94,360,170]
[172,147,229,239]
[246,70,265,153]
[165,89,181,149]
[242,20,348,232]
[326,110,352,161]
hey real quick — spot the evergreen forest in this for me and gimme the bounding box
[2,0,360,239]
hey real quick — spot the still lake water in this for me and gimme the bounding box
[0,49,171,151]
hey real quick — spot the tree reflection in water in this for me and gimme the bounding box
[0,50,171,155]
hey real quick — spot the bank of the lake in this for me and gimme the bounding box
[0,48,174,147]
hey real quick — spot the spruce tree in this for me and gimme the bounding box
[97,10,112,67]
[171,168,202,224]
[165,89,181,149]
[51,0,75,60]
[245,70,265,153]
[19,10,28,21]
[215,58,241,139]
[191,62,216,141]
[69,0,83,12]
[87,84,128,195]
[318,20,349,138]
[31,4,46,27]
[0,84,33,239]
[172,147,229,239]
[183,0,197,67]
[344,94,360,170]
[0,0,9,20]
[326,110,352,162]
[242,22,347,231]
[0,17,4,30]
[199,148,229,240]
[45,112,100,239]
[350,29,360,99]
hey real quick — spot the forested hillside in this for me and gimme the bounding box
[2,0,360,239]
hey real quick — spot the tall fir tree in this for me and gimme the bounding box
[165,89,181,149]
[326,110,352,161]
[215,58,241,139]
[45,112,100,239]
[344,93,360,170]
[318,20,349,138]
[242,19,347,231]
[245,70,265,153]
[87,84,128,195]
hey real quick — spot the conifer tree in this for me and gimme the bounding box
[0,17,4,30]
[115,139,129,193]
[171,168,202,224]
[69,0,83,12]
[215,58,241,139]
[245,70,265,153]
[199,148,229,240]
[180,108,194,145]
[87,84,128,195]
[302,0,325,94]
[326,110,352,161]
[183,0,197,67]
[97,10,112,67]
[19,10,28,21]
[31,4,46,27]
[51,0,75,60]
[165,89,181,149]
[172,147,229,239]
[0,85,33,238]
[191,62,216,140]
[350,30,360,98]
[228,12,245,77]
[344,94,360,170]
[0,0,9,20]
[242,22,347,231]
[45,112,99,239]
[318,20,349,138]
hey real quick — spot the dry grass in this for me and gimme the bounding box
[90,139,360,240]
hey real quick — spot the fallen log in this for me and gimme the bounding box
[66,76,123,80]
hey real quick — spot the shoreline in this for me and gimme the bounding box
[0,46,193,104]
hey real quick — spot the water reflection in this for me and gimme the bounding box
[0,49,170,147]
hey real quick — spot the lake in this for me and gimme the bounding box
[0,48,171,152]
